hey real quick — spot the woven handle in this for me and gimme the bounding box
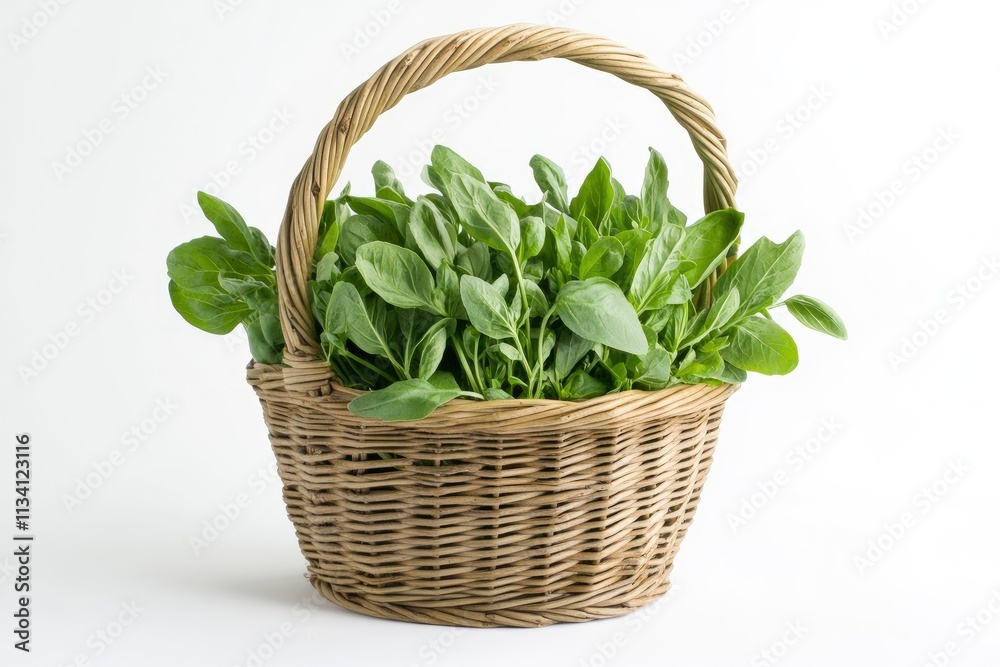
[276,23,738,366]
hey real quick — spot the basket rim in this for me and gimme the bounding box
[247,359,738,426]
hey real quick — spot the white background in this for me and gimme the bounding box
[2,0,999,665]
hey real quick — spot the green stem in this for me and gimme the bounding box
[343,350,397,384]
[472,333,485,393]
[451,334,482,394]
[533,310,554,397]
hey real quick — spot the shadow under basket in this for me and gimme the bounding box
[248,361,735,628]
[247,23,746,628]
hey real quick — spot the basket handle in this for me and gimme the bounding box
[276,23,738,369]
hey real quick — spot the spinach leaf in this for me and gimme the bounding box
[338,214,402,266]
[713,231,804,319]
[460,275,518,341]
[570,157,614,230]
[529,154,570,213]
[554,278,647,355]
[579,237,625,280]
[408,196,458,271]
[445,173,520,254]
[721,316,799,375]
[678,209,743,287]
[629,225,690,313]
[348,379,469,421]
[355,241,444,314]
[783,295,848,340]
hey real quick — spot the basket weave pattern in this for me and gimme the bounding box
[249,24,739,628]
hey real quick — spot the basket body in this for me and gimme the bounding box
[249,362,735,628]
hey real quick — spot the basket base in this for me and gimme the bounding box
[309,574,674,628]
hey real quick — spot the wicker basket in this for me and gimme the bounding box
[248,23,740,628]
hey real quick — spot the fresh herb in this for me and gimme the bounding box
[168,146,846,420]
[167,192,282,363]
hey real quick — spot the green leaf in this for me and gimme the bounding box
[338,214,402,266]
[489,342,522,363]
[316,199,343,259]
[459,275,517,340]
[635,345,676,387]
[629,225,690,312]
[346,196,411,238]
[455,241,492,281]
[355,241,442,313]
[348,379,464,421]
[328,282,392,358]
[196,192,271,265]
[483,387,514,400]
[562,370,607,399]
[315,252,340,283]
[427,371,460,391]
[555,278,647,355]
[416,319,453,379]
[372,160,407,197]
[640,148,670,232]
[446,173,520,253]
[529,154,570,213]
[783,295,848,340]
[701,287,741,338]
[428,145,486,191]
[554,215,574,275]
[570,158,614,229]
[218,274,276,314]
[244,315,283,364]
[554,328,593,381]
[435,263,466,319]
[408,196,458,271]
[713,231,805,319]
[579,237,625,280]
[721,316,799,376]
[678,209,744,287]
[718,363,748,384]
[167,281,248,335]
[524,280,549,317]
[167,236,271,290]
[519,216,546,262]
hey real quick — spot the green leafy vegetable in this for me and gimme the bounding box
[168,145,845,420]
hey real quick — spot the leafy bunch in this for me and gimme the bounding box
[167,146,845,420]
